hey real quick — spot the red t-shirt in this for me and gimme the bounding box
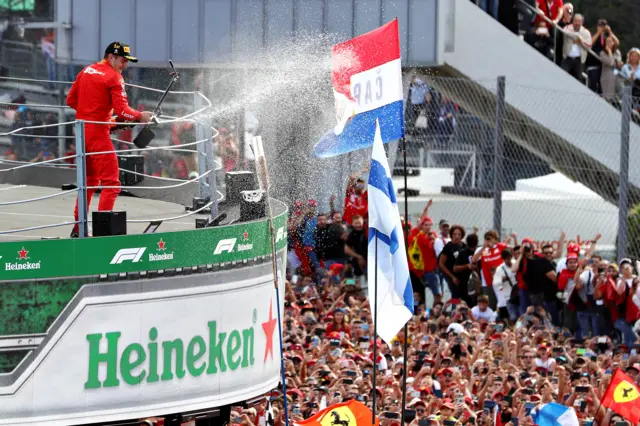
[556,268,574,291]
[326,322,351,337]
[64,150,76,165]
[480,243,507,287]
[534,0,563,29]
[609,280,640,324]
[343,187,368,225]
[408,228,438,277]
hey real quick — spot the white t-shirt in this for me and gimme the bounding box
[471,305,497,322]
[535,357,556,371]
[434,238,445,258]
[579,269,604,306]
[556,257,567,274]
[492,262,516,308]
[617,277,640,310]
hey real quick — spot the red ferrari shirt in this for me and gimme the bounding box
[67,60,142,129]
[408,228,438,277]
[480,243,507,287]
[534,0,563,29]
[343,187,368,225]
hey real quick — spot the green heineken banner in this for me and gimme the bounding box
[0,212,287,282]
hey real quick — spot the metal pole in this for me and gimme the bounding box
[255,134,289,426]
[31,44,37,79]
[75,121,88,238]
[493,76,506,236]
[193,92,218,218]
[400,134,410,426]
[204,120,218,219]
[194,92,209,200]
[238,107,245,167]
[371,235,379,426]
[553,26,558,64]
[57,86,66,159]
[618,86,632,262]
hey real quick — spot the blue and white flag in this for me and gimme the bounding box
[367,120,414,344]
[532,403,579,426]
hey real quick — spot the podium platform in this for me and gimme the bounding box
[0,183,211,241]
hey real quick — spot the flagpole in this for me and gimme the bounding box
[252,137,290,426]
[400,133,410,426]
[371,234,379,426]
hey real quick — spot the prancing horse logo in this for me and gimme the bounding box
[613,379,640,403]
[330,411,351,426]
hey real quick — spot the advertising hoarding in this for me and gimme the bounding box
[0,212,287,282]
[0,256,286,426]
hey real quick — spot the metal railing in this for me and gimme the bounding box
[0,78,223,239]
[511,0,639,107]
[514,0,601,65]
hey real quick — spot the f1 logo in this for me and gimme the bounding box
[214,238,236,255]
[110,248,146,264]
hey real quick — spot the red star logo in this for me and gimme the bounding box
[157,239,166,251]
[17,247,28,260]
[242,231,249,241]
[261,299,278,363]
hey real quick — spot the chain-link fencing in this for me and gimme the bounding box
[397,74,639,261]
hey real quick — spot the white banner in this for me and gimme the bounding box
[0,263,285,426]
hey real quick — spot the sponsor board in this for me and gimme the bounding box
[0,209,286,281]
[0,267,285,426]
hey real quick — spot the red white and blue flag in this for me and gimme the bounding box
[312,19,404,158]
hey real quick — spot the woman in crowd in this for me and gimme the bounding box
[325,307,351,337]
[599,36,623,102]
[620,48,640,102]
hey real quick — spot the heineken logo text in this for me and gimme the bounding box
[85,321,255,389]
[6,261,41,271]
[5,247,41,271]
[149,252,174,261]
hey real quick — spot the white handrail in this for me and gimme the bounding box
[86,168,212,190]
[0,75,222,238]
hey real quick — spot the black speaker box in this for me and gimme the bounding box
[225,171,257,203]
[93,211,127,236]
[240,190,266,221]
[118,155,145,187]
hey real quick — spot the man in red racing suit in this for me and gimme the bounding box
[66,41,152,237]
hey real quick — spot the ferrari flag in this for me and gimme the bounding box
[602,369,640,425]
[294,400,379,426]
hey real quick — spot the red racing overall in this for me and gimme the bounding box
[66,60,142,227]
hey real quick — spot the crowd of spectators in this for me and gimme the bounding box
[476,0,640,108]
[405,75,460,146]
[4,106,58,163]
[248,171,640,426]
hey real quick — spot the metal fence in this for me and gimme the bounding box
[399,75,638,262]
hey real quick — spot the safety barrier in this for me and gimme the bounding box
[0,75,223,238]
